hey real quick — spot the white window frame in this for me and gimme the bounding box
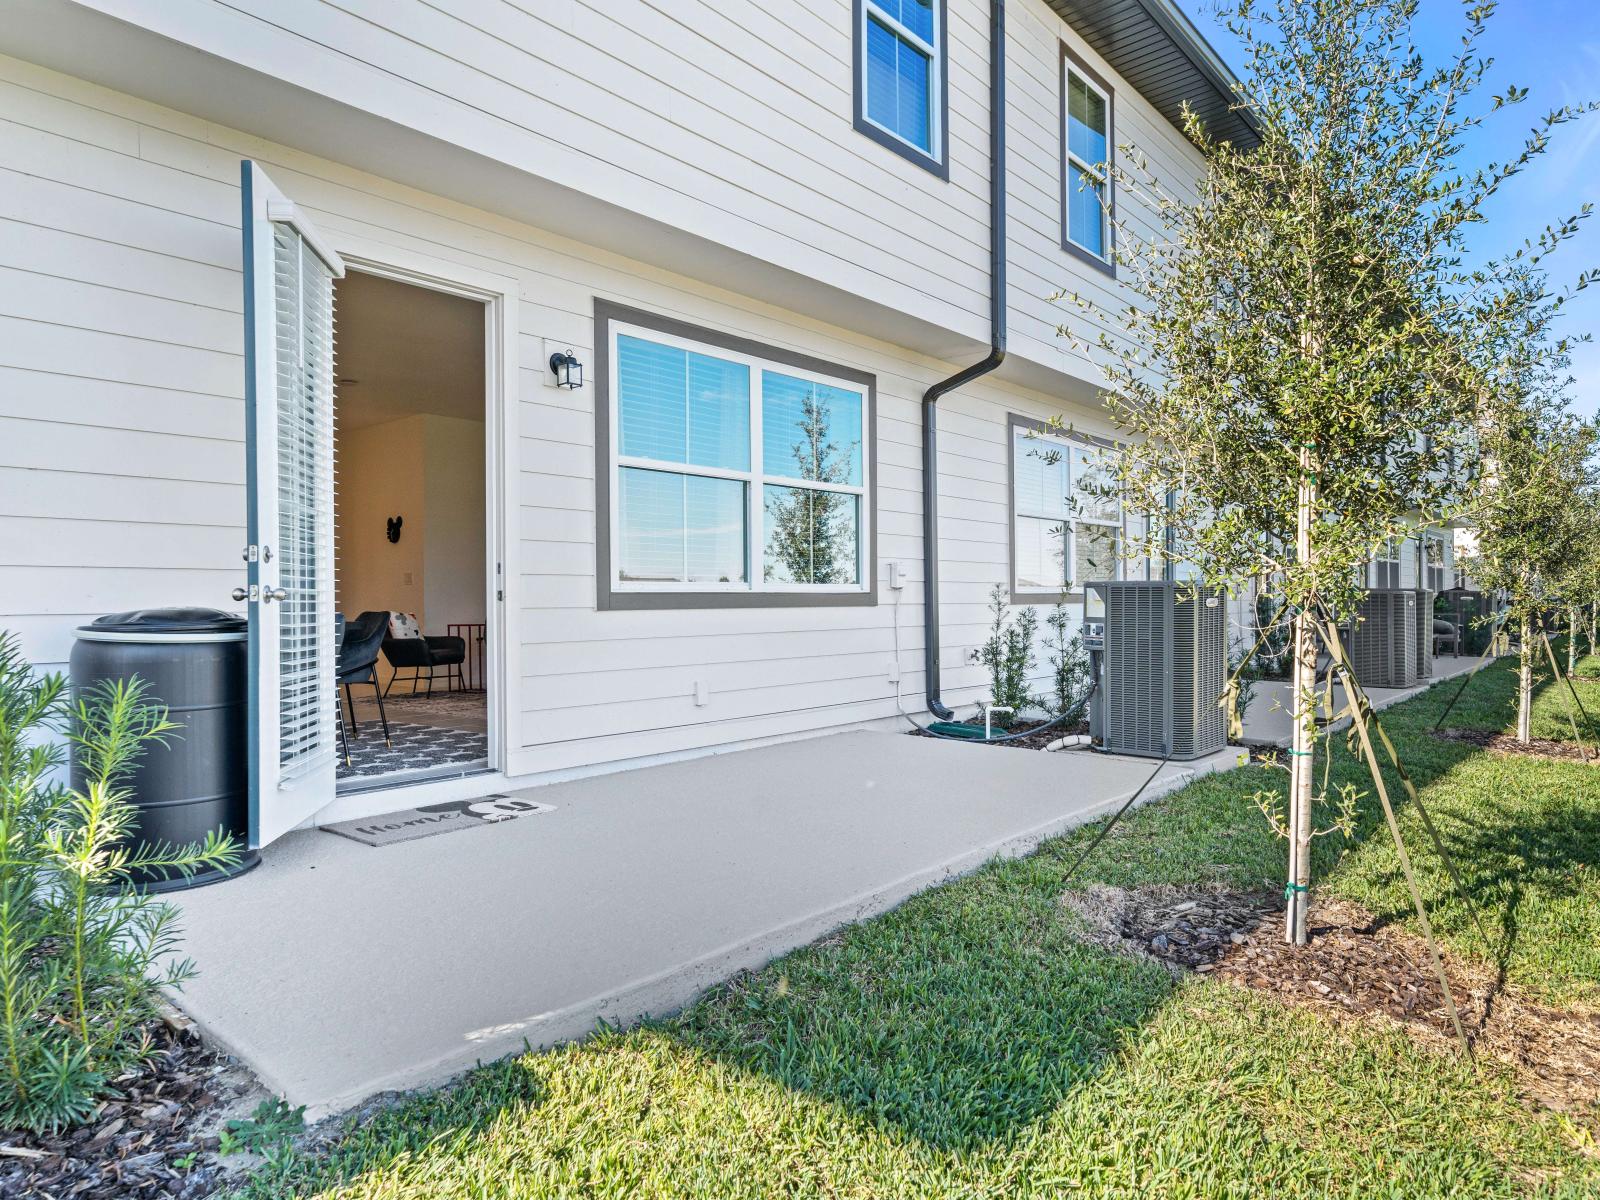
[1372,536,1402,588]
[858,0,944,164]
[1011,423,1127,600]
[608,320,871,597]
[1062,59,1113,262]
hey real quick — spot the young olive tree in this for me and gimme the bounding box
[1470,390,1598,742]
[1056,0,1595,943]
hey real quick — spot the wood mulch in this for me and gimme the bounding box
[1434,727,1598,764]
[1061,884,1600,1118]
[0,1018,261,1200]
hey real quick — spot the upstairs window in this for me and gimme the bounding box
[855,0,946,177]
[597,303,876,610]
[1061,48,1114,271]
[1423,533,1447,593]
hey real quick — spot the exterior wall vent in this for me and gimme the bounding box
[1087,581,1227,761]
[1345,588,1418,689]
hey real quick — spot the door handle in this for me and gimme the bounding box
[263,586,289,603]
[231,587,250,602]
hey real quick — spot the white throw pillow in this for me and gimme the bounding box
[389,611,422,641]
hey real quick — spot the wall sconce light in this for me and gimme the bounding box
[548,349,584,390]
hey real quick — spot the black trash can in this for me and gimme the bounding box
[71,608,260,892]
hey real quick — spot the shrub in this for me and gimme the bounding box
[971,585,1038,725]
[0,633,238,1132]
[1044,602,1092,717]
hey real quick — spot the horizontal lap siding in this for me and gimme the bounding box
[69,0,994,342]
[0,53,1020,774]
[0,0,1211,778]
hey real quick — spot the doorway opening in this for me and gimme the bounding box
[331,269,491,791]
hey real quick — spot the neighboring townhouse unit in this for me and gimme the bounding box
[0,0,1259,842]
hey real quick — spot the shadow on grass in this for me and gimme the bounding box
[232,657,1595,1195]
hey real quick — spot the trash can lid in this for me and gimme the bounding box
[78,607,248,642]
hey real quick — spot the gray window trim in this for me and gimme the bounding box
[1059,43,1117,279]
[1006,413,1121,607]
[593,298,878,611]
[852,0,950,180]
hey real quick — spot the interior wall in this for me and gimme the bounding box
[335,412,485,685]
[421,414,488,632]
[336,414,427,627]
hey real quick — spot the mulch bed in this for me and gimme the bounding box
[1061,884,1600,1118]
[0,1018,258,1200]
[910,719,1090,750]
[1434,727,1598,763]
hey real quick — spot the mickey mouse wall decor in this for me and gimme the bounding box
[387,515,403,544]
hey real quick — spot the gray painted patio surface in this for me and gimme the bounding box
[1237,653,1486,748]
[170,729,1242,1117]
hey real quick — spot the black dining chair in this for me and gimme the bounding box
[381,618,468,697]
[340,610,392,747]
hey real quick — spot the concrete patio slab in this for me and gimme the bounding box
[169,730,1243,1117]
[1239,654,1487,748]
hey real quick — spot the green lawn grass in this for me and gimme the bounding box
[233,658,1600,1199]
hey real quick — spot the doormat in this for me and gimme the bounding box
[322,794,554,848]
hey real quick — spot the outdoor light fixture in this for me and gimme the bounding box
[549,349,583,389]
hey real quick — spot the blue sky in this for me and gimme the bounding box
[1177,0,1600,417]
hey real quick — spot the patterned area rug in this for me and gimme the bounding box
[338,721,488,780]
[376,690,487,722]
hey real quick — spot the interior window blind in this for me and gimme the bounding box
[273,224,338,780]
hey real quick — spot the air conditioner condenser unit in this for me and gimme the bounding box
[1086,580,1228,761]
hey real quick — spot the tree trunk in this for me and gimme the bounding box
[1517,616,1533,744]
[1569,607,1579,677]
[1590,600,1597,662]
[1285,444,1316,946]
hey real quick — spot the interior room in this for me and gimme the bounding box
[332,269,490,789]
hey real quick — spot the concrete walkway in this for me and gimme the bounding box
[170,731,1241,1117]
[1238,653,1486,748]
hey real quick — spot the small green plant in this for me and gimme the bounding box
[1044,602,1092,717]
[220,1096,306,1155]
[970,585,1038,725]
[0,632,240,1132]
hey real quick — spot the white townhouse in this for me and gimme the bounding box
[0,0,1280,843]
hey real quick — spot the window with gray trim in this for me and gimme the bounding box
[1008,416,1145,605]
[854,0,948,177]
[594,301,877,611]
[1060,46,1115,275]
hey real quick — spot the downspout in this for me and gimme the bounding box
[923,0,1007,719]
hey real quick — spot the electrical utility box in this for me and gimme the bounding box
[1414,588,1435,679]
[1086,581,1228,761]
[1344,588,1419,689]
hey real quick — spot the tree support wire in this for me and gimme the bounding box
[1432,608,1511,732]
[1538,630,1600,757]
[1321,616,1470,1054]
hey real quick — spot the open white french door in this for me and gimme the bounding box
[240,161,345,847]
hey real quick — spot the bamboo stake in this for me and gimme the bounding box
[1433,607,1510,732]
[1321,618,1494,954]
[1538,631,1596,760]
[1319,627,1469,1055]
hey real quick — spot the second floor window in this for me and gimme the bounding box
[1062,50,1113,268]
[856,0,946,176]
[1371,537,1402,588]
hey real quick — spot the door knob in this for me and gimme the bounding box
[231,587,250,602]
[263,586,289,603]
